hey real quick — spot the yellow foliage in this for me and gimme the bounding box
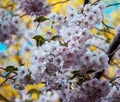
[1,0,17,11]
[41,26,51,36]
[104,32,114,40]
[22,52,32,68]
[91,28,98,34]
[0,84,18,99]
[90,46,97,51]
[25,83,45,91]
[48,0,83,14]
[25,83,45,100]
[108,66,115,77]
[111,10,120,26]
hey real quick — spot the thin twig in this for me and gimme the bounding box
[112,82,119,90]
[0,72,17,87]
[102,73,112,80]
[0,79,8,87]
[102,21,115,29]
[20,14,27,18]
[93,35,106,41]
[0,94,11,102]
[0,75,5,78]
[51,0,70,6]
[110,76,120,83]
[0,67,5,70]
[0,72,11,86]
[95,27,115,35]
[106,3,120,8]
[92,0,101,5]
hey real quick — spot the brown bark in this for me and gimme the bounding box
[84,0,90,5]
[107,33,120,63]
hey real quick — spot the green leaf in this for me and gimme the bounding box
[27,89,38,95]
[70,71,83,79]
[77,78,84,86]
[34,16,49,23]
[33,35,46,46]
[25,74,31,83]
[38,90,43,95]
[5,66,18,72]
[52,35,61,40]
[24,100,32,102]
[60,42,68,47]
[27,89,42,96]
[72,71,80,76]
[20,63,25,66]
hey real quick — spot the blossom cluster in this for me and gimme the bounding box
[0,0,120,102]
[79,78,111,102]
[0,9,25,43]
[14,2,118,102]
[15,0,51,16]
[101,86,120,102]
[28,2,109,81]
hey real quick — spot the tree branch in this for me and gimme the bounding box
[51,0,70,6]
[92,0,101,5]
[0,72,17,87]
[106,3,120,8]
[0,94,11,102]
[102,21,115,29]
[84,0,90,6]
[107,33,120,63]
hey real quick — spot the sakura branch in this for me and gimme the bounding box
[84,0,90,6]
[0,67,17,87]
[51,0,70,6]
[92,0,101,5]
[0,94,11,102]
[0,4,14,9]
[102,21,115,30]
[20,14,27,18]
[107,32,120,63]
[106,3,120,8]
[95,27,115,36]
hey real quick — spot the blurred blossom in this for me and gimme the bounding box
[15,0,52,16]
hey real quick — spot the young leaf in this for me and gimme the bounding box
[34,16,49,23]
[77,78,84,86]
[27,89,38,95]
[33,35,46,46]
[52,35,61,40]
[25,100,32,102]
[25,74,31,83]
[27,89,42,96]
[5,66,18,72]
